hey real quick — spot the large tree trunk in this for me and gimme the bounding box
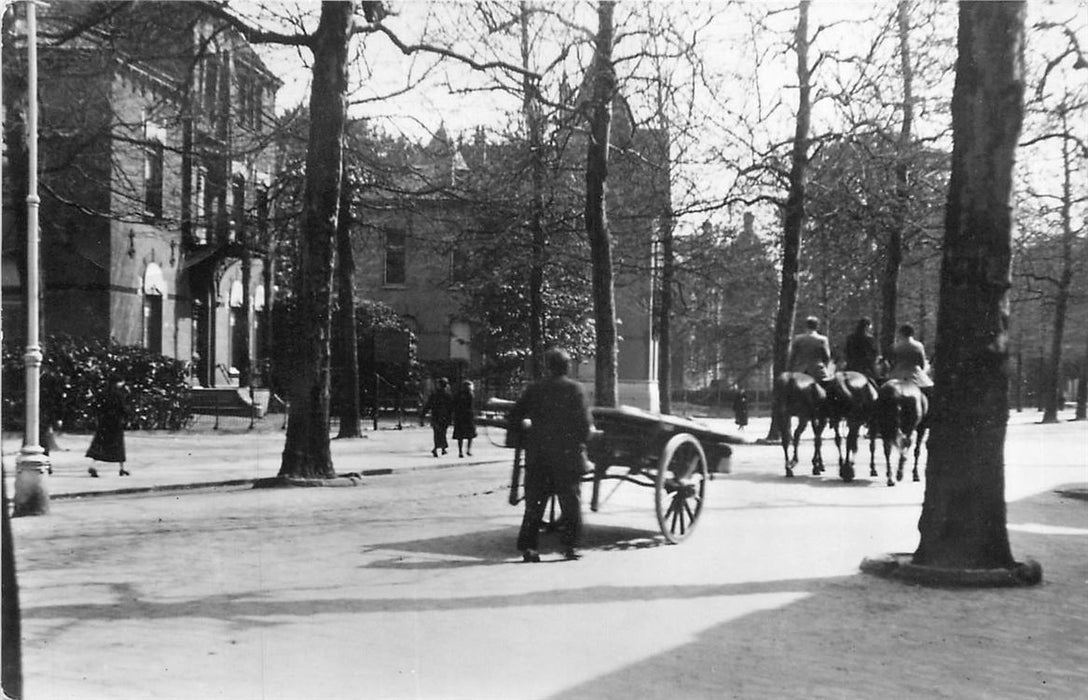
[521,2,546,379]
[335,161,361,438]
[914,0,1026,570]
[585,1,618,407]
[278,2,352,478]
[767,0,811,441]
[1041,124,1075,424]
[880,0,915,359]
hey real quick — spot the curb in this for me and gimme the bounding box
[36,456,510,501]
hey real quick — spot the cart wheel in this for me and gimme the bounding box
[655,433,708,544]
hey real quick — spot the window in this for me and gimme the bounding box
[230,173,246,241]
[384,230,406,286]
[193,167,207,243]
[143,122,166,218]
[202,59,218,116]
[449,247,470,286]
[142,263,165,354]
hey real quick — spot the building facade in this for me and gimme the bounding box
[2,2,278,388]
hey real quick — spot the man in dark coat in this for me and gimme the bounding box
[788,316,833,383]
[844,317,881,383]
[509,347,591,562]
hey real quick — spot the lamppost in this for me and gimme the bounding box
[12,0,50,516]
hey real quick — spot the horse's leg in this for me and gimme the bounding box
[912,423,927,482]
[832,418,845,469]
[868,418,878,477]
[811,417,825,476]
[882,430,895,487]
[840,418,857,482]
[792,418,807,472]
[779,414,794,478]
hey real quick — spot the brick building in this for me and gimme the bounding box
[2,2,279,390]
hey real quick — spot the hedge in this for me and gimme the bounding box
[2,336,191,432]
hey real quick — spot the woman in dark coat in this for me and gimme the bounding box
[732,388,749,430]
[451,380,477,458]
[421,377,453,457]
[86,376,129,477]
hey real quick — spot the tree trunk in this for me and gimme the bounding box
[278,2,352,478]
[1074,333,1087,421]
[658,212,674,414]
[1041,123,1075,424]
[335,161,361,438]
[914,0,1026,570]
[767,0,811,441]
[880,0,915,360]
[585,1,618,408]
[521,2,546,379]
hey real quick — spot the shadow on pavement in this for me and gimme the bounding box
[544,488,1088,700]
[359,522,667,570]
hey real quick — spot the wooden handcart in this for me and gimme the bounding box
[484,400,743,544]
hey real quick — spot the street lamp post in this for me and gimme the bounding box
[13,0,50,516]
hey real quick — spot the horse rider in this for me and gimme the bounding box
[788,316,834,389]
[886,323,934,400]
[843,317,881,387]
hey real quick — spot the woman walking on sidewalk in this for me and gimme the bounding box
[452,380,477,458]
[421,378,453,457]
[86,375,129,477]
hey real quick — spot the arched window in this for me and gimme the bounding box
[143,263,165,354]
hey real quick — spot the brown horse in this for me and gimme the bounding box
[875,379,929,486]
[825,371,878,482]
[772,372,828,478]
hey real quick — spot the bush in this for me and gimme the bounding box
[2,336,191,432]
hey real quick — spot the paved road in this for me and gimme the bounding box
[5,411,1087,699]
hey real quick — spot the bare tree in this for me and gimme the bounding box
[585,1,618,406]
[767,0,813,440]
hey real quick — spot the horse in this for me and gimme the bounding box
[772,372,828,478]
[874,379,929,486]
[824,371,878,482]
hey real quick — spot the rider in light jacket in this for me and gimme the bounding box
[788,316,833,384]
[886,323,933,396]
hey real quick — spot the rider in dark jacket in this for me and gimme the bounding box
[843,317,881,383]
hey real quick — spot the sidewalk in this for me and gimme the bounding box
[3,406,1081,500]
[2,414,515,500]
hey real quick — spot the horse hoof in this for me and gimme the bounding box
[913,475,920,482]
[785,469,795,478]
[840,467,854,482]
[886,480,895,487]
[869,469,878,478]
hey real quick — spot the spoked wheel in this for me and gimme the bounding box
[654,433,708,544]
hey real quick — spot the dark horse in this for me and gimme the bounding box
[875,379,929,486]
[772,372,828,478]
[825,371,878,482]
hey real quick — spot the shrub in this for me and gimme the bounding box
[2,336,191,432]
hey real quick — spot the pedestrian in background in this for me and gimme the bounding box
[509,348,591,562]
[452,380,477,458]
[86,375,129,477]
[732,388,749,430]
[421,377,453,457]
